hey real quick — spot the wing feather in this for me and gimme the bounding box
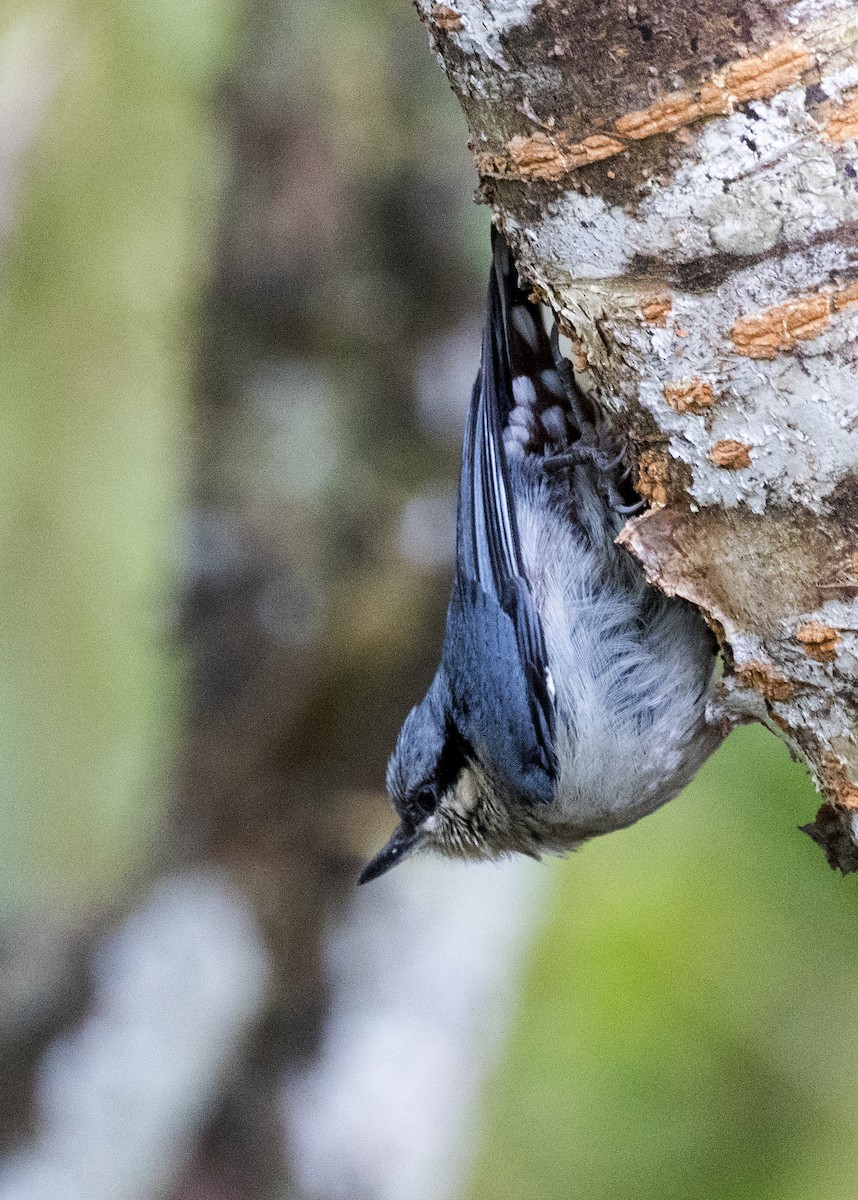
[451,232,556,793]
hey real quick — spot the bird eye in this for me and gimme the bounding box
[413,787,437,817]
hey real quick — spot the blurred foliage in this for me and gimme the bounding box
[470,724,858,1200]
[0,0,237,912]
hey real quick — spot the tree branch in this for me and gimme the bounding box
[418,0,858,870]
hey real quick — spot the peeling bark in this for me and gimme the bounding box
[416,0,858,870]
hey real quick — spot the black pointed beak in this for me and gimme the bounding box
[358,822,425,885]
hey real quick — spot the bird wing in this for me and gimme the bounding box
[450,232,556,799]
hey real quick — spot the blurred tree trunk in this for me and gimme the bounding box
[418,0,858,870]
[173,1,486,1194]
[0,0,237,913]
[0,0,253,1174]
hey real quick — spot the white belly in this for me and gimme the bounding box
[516,485,719,838]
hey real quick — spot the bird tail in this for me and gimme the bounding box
[489,226,640,514]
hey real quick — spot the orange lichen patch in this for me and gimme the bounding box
[735,660,792,702]
[571,341,590,373]
[615,92,701,140]
[821,92,858,142]
[819,754,858,809]
[615,42,810,139]
[731,295,828,358]
[473,150,510,177]
[719,43,810,105]
[833,280,858,311]
[729,286,857,359]
[473,149,509,175]
[491,135,551,180]
[499,132,625,181]
[640,294,672,326]
[476,42,810,181]
[852,550,858,582]
[662,378,715,414]
[636,450,671,507]
[431,3,463,31]
[708,440,752,469]
[565,134,628,166]
[796,620,840,662]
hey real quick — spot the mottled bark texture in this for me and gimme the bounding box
[418,0,858,870]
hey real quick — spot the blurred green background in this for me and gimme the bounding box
[470,725,858,1200]
[1,0,855,1197]
[0,0,236,910]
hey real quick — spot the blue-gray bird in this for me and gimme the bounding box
[359,229,721,884]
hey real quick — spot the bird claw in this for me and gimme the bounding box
[612,498,645,515]
[544,442,625,474]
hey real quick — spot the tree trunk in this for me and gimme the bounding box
[417,0,858,870]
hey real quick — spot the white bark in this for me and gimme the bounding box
[0,871,269,1200]
[418,0,858,868]
[283,857,546,1200]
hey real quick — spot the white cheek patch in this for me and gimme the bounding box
[443,767,481,818]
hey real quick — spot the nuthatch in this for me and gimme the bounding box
[360,229,720,883]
